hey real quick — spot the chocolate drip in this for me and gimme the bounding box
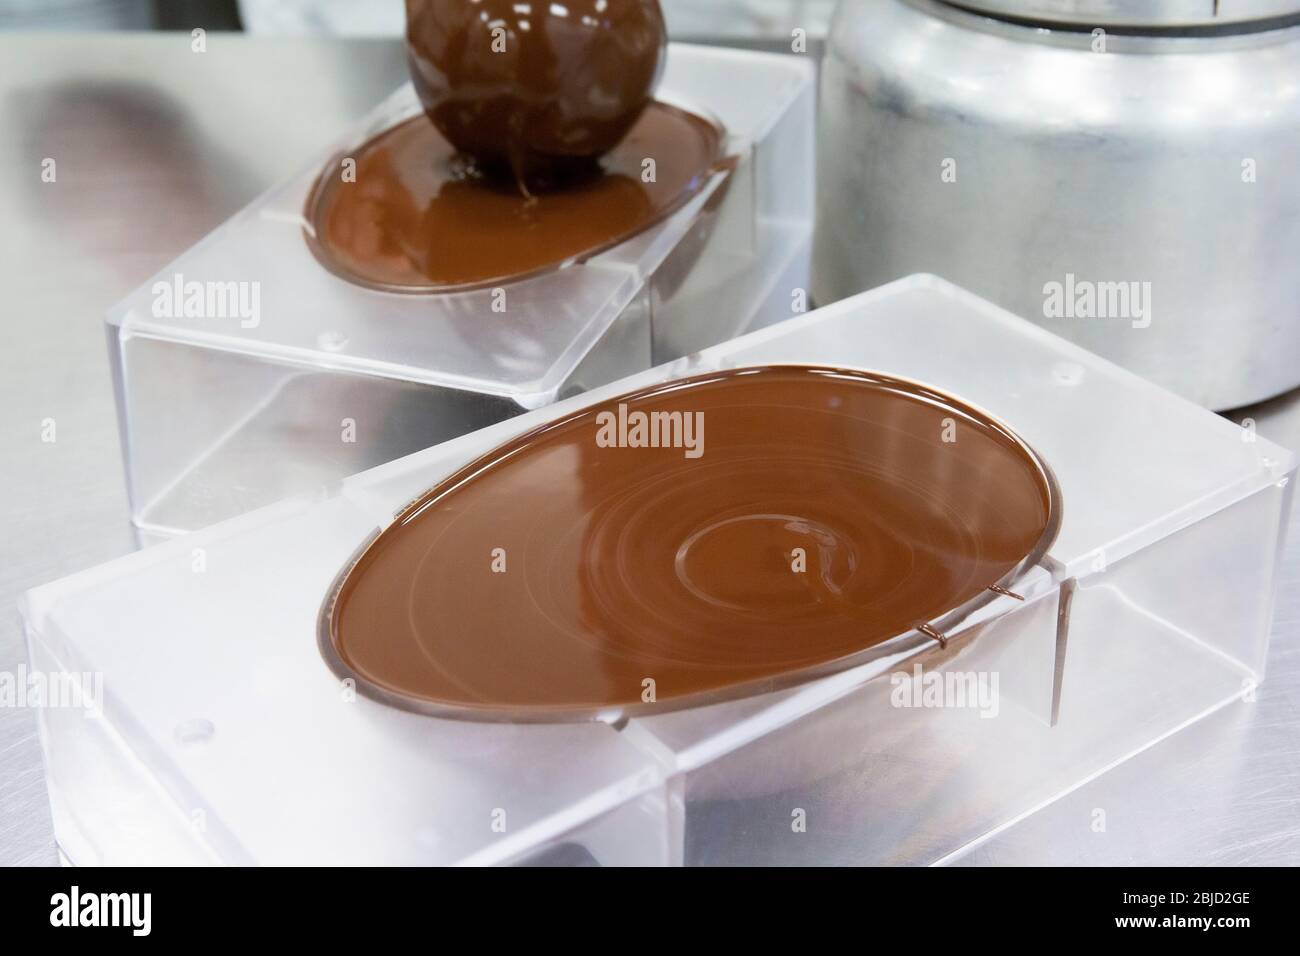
[305,101,724,291]
[405,0,668,186]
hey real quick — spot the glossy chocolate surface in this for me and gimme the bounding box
[305,100,724,291]
[325,366,1057,719]
[405,0,667,180]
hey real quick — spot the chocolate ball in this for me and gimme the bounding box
[405,0,667,180]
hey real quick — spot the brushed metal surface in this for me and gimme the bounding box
[0,31,408,867]
[946,0,1300,27]
[0,30,1296,867]
[814,0,1300,410]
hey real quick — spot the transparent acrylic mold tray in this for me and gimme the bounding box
[26,276,1294,865]
[106,44,815,537]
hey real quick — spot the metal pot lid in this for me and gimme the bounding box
[940,0,1300,28]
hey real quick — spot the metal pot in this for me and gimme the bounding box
[814,0,1300,409]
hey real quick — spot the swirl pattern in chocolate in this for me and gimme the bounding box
[325,366,1057,719]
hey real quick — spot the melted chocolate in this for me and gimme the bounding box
[405,0,667,181]
[304,101,724,291]
[325,366,1058,719]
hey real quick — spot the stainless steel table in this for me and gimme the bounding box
[1,32,1296,867]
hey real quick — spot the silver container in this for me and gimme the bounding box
[814,0,1300,409]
